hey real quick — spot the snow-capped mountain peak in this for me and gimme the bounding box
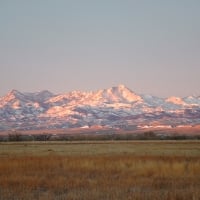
[166,96,186,105]
[5,89,24,99]
[24,90,54,102]
[183,95,200,105]
[100,84,142,103]
[0,89,26,107]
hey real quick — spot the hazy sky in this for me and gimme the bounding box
[0,0,200,97]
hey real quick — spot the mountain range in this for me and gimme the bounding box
[0,84,200,131]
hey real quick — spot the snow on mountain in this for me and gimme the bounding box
[0,90,28,107]
[183,96,200,106]
[0,89,54,122]
[46,85,142,107]
[24,90,54,102]
[0,89,54,107]
[165,96,186,105]
[0,85,200,130]
[141,94,164,107]
[99,84,142,103]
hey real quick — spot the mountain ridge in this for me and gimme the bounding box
[0,85,200,131]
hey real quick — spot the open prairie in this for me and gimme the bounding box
[0,141,200,200]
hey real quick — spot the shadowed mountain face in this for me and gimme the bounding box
[0,85,200,130]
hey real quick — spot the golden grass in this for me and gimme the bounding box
[0,154,200,200]
[0,141,200,199]
[1,140,200,156]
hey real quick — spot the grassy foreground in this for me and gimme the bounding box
[0,141,200,200]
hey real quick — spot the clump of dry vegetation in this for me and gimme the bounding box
[0,153,200,200]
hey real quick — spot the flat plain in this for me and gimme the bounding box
[0,140,200,200]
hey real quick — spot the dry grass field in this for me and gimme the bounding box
[0,141,200,200]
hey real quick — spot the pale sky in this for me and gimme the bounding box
[0,0,200,97]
